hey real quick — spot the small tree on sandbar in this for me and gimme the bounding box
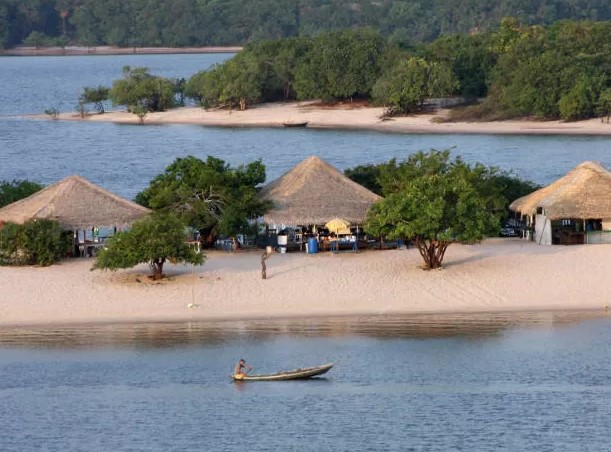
[365,150,503,270]
[92,213,204,279]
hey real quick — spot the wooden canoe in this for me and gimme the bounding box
[282,121,309,128]
[232,362,334,382]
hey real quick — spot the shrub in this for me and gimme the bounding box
[0,219,71,266]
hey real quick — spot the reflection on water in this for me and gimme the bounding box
[0,310,606,349]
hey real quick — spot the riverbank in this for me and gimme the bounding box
[1,239,609,327]
[45,101,611,135]
[1,45,242,56]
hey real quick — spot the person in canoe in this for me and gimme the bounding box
[234,359,252,380]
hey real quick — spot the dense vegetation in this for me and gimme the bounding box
[0,179,44,208]
[135,156,271,247]
[92,213,204,279]
[0,219,71,266]
[1,0,610,49]
[184,20,611,121]
[362,150,532,269]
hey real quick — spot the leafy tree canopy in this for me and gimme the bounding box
[135,156,270,244]
[364,150,509,269]
[2,0,611,49]
[92,213,204,279]
[79,85,109,114]
[109,66,175,114]
[371,56,457,115]
[0,179,44,208]
[0,219,71,266]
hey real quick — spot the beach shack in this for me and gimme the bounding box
[259,156,381,251]
[509,161,611,245]
[0,175,150,256]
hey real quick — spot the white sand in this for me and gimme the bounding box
[48,101,611,135]
[1,239,609,326]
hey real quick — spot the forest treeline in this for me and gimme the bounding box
[1,0,610,49]
[180,19,611,121]
[86,19,611,122]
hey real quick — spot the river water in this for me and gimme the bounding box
[1,54,611,451]
[0,313,610,451]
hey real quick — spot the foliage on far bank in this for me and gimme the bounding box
[183,19,611,122]
[360,150,538,269]
[0,179,44,208]
[135,156,271,246]
[2,0,611,50]
[92,213,204,280]
[0,219,71,266]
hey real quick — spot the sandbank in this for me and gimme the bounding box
[43,101,611,135]
[1,239,609,327]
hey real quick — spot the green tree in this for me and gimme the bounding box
[0,179,44,207]
[0,219,71,266]
[109,66,175,114]
[344,164,383,195]
[365,150,503,269]
[371,57,457,115]
[294,28,386,101]
[23,30,50,48]
[558,75,605,121]
[92,213,204,280]
[596,88,611,123]
[135,156,270,246]
[79,85,109,114]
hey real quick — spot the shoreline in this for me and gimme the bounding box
[0,45,242,57]
[0,306,605,330]
[1,239,610,328]
[30,101,611,136]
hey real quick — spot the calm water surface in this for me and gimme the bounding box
[0,312,609,451]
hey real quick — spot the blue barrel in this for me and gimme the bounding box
[307,237,318,254]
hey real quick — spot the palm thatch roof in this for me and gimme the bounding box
[509,161,611,220]
[0,175,150,229]
[260,156,381,225]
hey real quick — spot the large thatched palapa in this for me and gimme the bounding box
[509,161,611,245]
[0,175,150,229]
[260,156,381,225]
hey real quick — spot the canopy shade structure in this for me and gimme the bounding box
[0,175,151,229]
[260,156,381,225]
[509,161,611,220]
[325,217,351,235]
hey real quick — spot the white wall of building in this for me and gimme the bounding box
[534,214,552,245]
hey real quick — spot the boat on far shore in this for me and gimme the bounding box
[282,121,309,128]
[232,362,334,381]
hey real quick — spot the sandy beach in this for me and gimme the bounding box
[47,101,611,135]
[1,239,609,327]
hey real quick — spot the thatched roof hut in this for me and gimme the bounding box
[0,175,150,229]
[509,161,611,220]
[260,156,381,225]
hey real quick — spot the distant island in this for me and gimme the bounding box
[0,46,242,57]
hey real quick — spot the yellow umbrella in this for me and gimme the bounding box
[325,218,351,235]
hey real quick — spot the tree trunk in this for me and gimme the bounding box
[151,257,166,279]
[415,238,449,270]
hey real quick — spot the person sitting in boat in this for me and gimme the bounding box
[234,359,252,379]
